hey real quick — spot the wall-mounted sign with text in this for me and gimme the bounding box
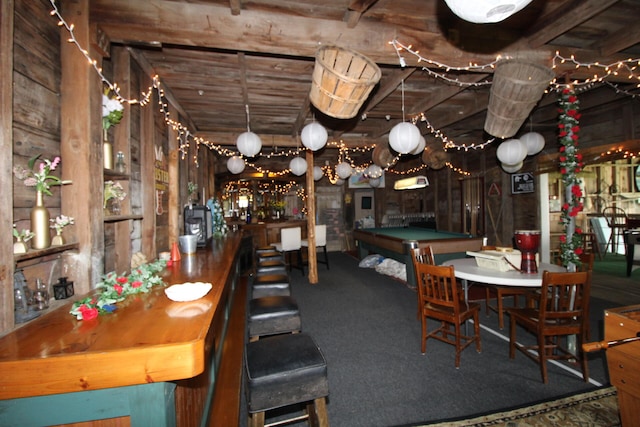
[511,172,534,194]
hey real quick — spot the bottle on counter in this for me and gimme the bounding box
[246,208,252,224]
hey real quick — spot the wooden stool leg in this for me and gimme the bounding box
[313,397,329,427]
[249,411,265,427]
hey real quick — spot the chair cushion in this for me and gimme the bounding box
[256,259,287,275]
[245,333,328,412]
[258,251,283,263]
[248,296,301,337]
[252,274,291,298]
[255,245,276,255]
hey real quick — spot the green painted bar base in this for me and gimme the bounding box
[0,382,176,427]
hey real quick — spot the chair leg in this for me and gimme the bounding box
[485,287,491,315]
[508,315,517,359]
[249,411,265,427]
[420,315,427,353]
[473,311,481,353]
[538,334,549,384]
[497,292,505,329]
[454,321,462,368]
[307,397,329,427]
[323,246,329,270]
[298,249,305,276]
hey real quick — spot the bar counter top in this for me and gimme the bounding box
[0,233,241,401]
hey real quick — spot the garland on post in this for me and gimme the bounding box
[557,87,585,268]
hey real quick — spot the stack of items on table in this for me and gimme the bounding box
[244,245,330,427]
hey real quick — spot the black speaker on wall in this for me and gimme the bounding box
[184,205,212,247]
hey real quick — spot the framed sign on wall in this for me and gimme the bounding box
[511,172,535,194]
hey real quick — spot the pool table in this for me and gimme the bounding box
[353,227,484,287]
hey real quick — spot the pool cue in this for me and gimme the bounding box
[582,333,640,352]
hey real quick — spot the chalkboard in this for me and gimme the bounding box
[511,172,534,194]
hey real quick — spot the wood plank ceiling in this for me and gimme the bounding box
[89,0,640,176]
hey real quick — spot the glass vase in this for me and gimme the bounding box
[31,190,50,249]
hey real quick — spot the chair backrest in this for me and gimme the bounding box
[603,206,627,227]
[411,246,435,266]
[577,252,595,272]
[414,262,461,312]
[538,270,591,334]
[315,224,327,246]
[280,227,302,251]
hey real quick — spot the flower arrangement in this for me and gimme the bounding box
[207,197,228,236]
[104,180,127,208]
[50,215,74,233]
[70,259,167,320]
[557,87,585,268]
[13,224,35,242]
[13,154,69,196]
[187,181,198,197]
[270,200,286,210]
[102,90,124,130]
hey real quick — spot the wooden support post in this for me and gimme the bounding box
[306,149,318,284]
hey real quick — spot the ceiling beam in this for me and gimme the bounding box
[407,73,490,115]
[91,0,502,67]
[229,0,241,16]
[344,0,379,28]
[596,24,640,56]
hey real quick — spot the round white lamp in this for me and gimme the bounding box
[520,132,545,156]
[236,131,262,157]
[365,164,383,179]
[369,177,381,188]
[227,156,245,174]
[389,122,421,154]
[301,122,328,151]
[313,165,324,181]
[502,162,523,173]
[410,136,426,155]
[334,178,345,186]
[496,138,527,166]
[289,156,307,176]
[444,0,533,23]
[336,162,353,179]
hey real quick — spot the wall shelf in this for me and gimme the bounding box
[104,214,143,223]
[14,243,79,263]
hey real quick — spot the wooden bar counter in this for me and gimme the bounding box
[241,219,307,247]
[0,233,245,427]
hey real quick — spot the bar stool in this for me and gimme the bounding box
[245,333,329,427]
[248,295,301,342]
[252,274,291,298]
[255,245,276,255]
[301,224,329,270]
[257,251,284,264]
[256,259,287,276]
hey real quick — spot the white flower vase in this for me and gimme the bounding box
[13,238,28,254]
[51,230,65,246]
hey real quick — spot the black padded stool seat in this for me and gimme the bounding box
[252,274,291,298]
[257,251,283,263]
[245,333,329,427]
[248,295,301,341]
[256,259,287,276]
[255,245,277,255]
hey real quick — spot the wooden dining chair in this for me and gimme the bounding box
[603,206,627,254]
[482,246,527,329]
[414,262,481,368]
[411,246,435,320]
[507,270,591,384]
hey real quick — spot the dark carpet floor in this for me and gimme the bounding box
[243,252,638,427]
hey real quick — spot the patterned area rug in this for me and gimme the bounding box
[411,387,620,427]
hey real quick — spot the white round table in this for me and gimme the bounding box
[443,258,566,288]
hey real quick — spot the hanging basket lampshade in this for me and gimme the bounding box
[301,122,328,151]
[501,162,523,173]
[227,156,245,174]
[389,122,421,154]
[313,165,324,181]
[365,164,383,179]
[519,132,545,155]
[444,0,533,23]
[410,136,426,155]
[236,131,262,157]
[496,138,527,166]
[289,156,307,176]
[369,177,381,188]
[336,162,353,179]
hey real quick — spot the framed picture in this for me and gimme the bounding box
[511,172,534,194]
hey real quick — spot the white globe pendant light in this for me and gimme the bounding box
[410,135,426,155]
[369,177,381,188]
[236,131,262,157]
[289,156,307,176]
[336,162,352,179]
[389,122,421,154]
[365,164,383,179]
[334,178,344,186]
[301,122,328,151]
[444,0,533,24]
[227,156,245,174]
[496,138,527,166]
[313,166,324,181]
[519,132,545,156]
[501,162,523,173]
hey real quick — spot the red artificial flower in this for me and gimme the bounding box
[562,88,570,95]
[575,247,583,255]
[114,284,123,295]
[558,123,565,129]
[567,109,577,117]
[79,305,98,321]
[559,156,567,162]
[572,134,579,141]
[560,168,567,174]
[116,276,128,284]
[131,281,143,288]
[562,203,570,211]
[559,146,566,152]
[568,95,577,103]
[558,131,567,137]
[576,153,583,161]
[571,185,582,197]
[560,235,567,243]
[575,227,583,234]
[572,125,580,133]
